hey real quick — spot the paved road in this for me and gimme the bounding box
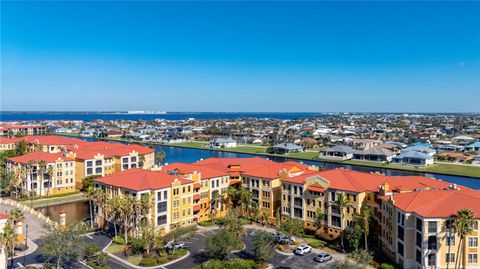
[166,227,338,269]
[0,203,49,241]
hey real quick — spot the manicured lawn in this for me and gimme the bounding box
[198,221,215,227]
[304,236,326,248]
[105,244,125,254]
[169,141,209,148]
[127,256,142,265]
[19,192,85,208]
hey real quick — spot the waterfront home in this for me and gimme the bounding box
[384,141,407,149]
[402,146,436,157]
[0,137,23,152]
[348,139,382,151]
[208,138,237,149]
[436,152,474,163]
[411,142,432,148]
[436,144,464,152]
[54,127,73,133]
[465,142,480,152]
[267,143,304,154]
[352,147,396,162]
[452,135,475,145]
[392,151,434,167]
[6,152,77,197]
[320,145,354,160]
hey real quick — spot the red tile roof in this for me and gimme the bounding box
[23,135,86,146]
[8,151,74,164]
[282,168,458,193]
[193,204,201,212]
[163,162,226,179]
[0,124,44,130]
[307,185,325,192]
[94,168,192,191]
[0,137,24,144]
[392,190,480,218]
[0,212,8,219]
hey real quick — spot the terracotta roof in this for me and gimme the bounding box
[163,162,226,179]
[392,190,480,218]
[0,137,24,144]
[193,194,201,200]
[8,151,74,164]
[307,185,325,192]
[23,136,86,146]
[0,212,8,219]
[193,204,201,212]
[0,124,44,130]
[94,168,192,191]
[282,168,458,193]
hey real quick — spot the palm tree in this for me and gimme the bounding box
[8,208,24,225]
[119,195,135,244]
[139,155,145,168]
[0,220,17,268]
[156,151,166,165]
[37,160,46,197]
[45,165,54,196]
[26,160,37,203]
[106,196,121,238]
[315,208,325,230]
[335,192,347,250]
[86,186,96,228]
[360,205,371,250]
[453,208,475,269]
[11,167,25,198]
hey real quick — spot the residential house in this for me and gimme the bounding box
[320,145,354,160]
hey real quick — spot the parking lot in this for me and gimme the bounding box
[271,251,337,269]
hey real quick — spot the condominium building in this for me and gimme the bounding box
[0,124,46,137]
[380,189,479,269]
[0,136,155,188]
[6,152,76,197]
[93,168,195,234]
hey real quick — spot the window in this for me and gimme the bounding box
[173,189,179,195]
[173,212,179,220]
[397,242,404,257]
[182,198,185,205]
[86,168,93,175]
[157,201,167,213]
[446,219,454,230]
[131,156,137,162]
[416,218,423,231]
[95,160,102,166]
[416,250,422,264]
[468,254,477,263]
[397,226,404,241]
[473,221,478,230]
[122,157,128,163]
[157,192,162,200]
[86,161,93,167]
[446,236,455,247]
[428,221,437,233]
[416,232,422,248]
[173,200,179,208]
[95,167,102,174]
[468,237,478,247]
[262,201,270,208]
[428,236,437,250]
[428,254,436,266]
[157,215,167,225]
[446,253,455,264]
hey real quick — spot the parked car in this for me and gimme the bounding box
[277,235,294,244]
[314,253,332,263]
[164,241,185,250]
[294,245,312,256]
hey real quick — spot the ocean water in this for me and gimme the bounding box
[0,112,330,121]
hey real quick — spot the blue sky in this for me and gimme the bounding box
[1,1,479,112]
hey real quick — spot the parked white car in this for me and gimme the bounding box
[294,245,312,256]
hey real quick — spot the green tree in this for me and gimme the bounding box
[81,175,101,191]
[280,216,304,237]
[15,140,29,156]
[37,160,46,197]
[453,208,476,269]
[222,207,244,240]
[315,208,325,229]
[253,230,276,264]
[86,186,96,228]
[335,192,348,249]
[347,224,363,251]
[360,205,371,250]
[39,223,86,269]
[352,249,374,269]
[205,229,237,260]
[0,216,17,268]
[156,151,166,165]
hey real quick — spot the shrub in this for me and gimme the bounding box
[304,237,326,248]
[113,236,126,245]
[379,263,395,269]
[139,257,157,267]
[198,221,215,227]
[276,245,285,251]
[157,256,168,264]
[84,243,100,261]
[158,251,168,257]
[226,259,256,269]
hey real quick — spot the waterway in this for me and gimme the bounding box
[154,145,480,190]
[36,200,89,225]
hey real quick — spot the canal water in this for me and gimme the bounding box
[36,200,89,225]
